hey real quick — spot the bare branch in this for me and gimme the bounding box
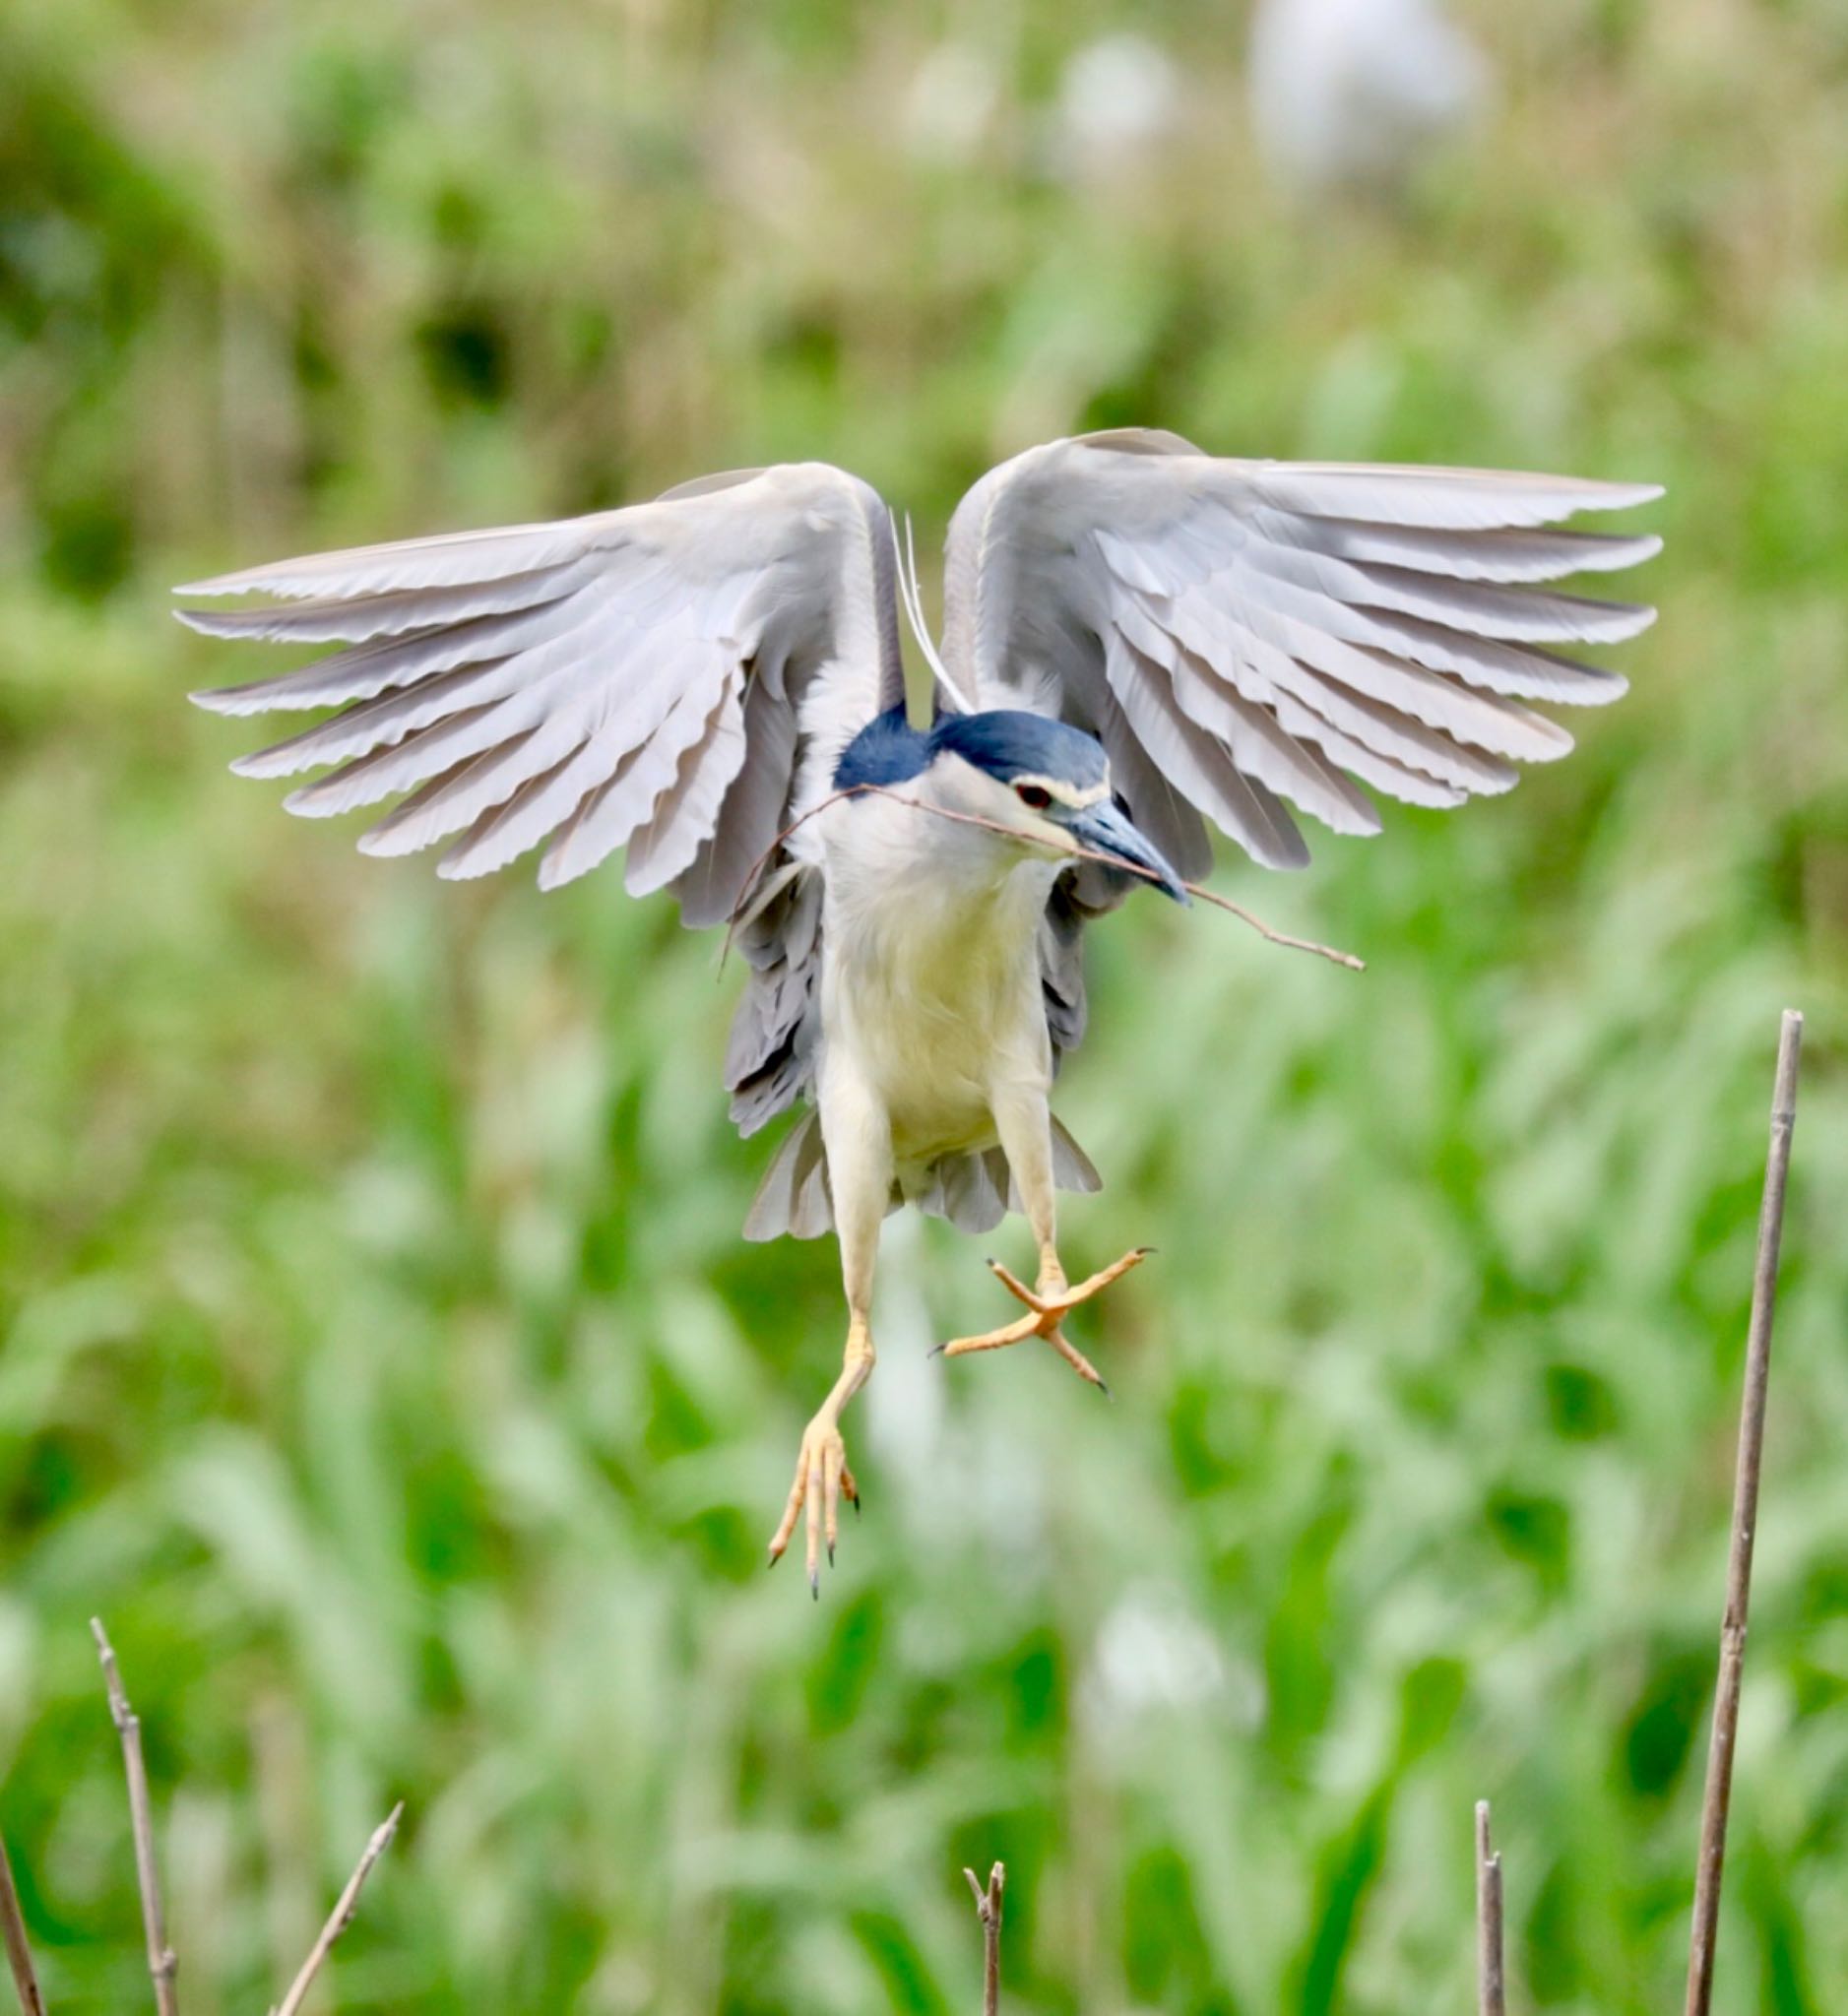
[723,781,1366,973]
[272,1804,403,2016]
[1684,1008,1803,2016]
[1474,1801,1504,2016]
[91,1620,178,2016]
[962,1861,1004,2016]
[0,1832,47,2016]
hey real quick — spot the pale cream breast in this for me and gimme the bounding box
[817,792,1058,1165]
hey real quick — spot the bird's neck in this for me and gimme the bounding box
[821,790,1058,971]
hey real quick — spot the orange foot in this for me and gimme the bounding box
[934,1248,1150,1393]
[766,1409,861,1599]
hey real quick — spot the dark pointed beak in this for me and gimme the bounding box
[1067,799,1190,905]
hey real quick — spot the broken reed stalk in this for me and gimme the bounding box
[84,1620,402,2016]
[0,1833,48,2016]
[91,1620,179,2016]
[963,1862,1004,2016]
[271,1805,403,2016]
[1474,1802,1504,2016]
[1683,1008,1803,2016]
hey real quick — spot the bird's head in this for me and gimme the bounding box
[923,710,1189,903]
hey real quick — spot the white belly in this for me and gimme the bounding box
[819,842,1058,1172]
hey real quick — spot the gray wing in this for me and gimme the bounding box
[940,427,1662,1052]
[180,460,904,1132]
[942,427,1661,874]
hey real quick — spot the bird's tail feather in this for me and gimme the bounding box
[1048,1114,1104,1196]
[741,1107,833,1241]
[740,1110,1101,1242]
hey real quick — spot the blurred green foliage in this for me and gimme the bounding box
[3,1,1848,2010]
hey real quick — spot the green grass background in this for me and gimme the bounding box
[4,1,1847,2009]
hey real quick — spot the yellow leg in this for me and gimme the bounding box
[936,1244,1150,1391]
[767,1315,872,1596]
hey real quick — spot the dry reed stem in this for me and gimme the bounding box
[271,1805,403,2016]
[1683,1008,1803,2016]
[0,1832,47,2016]
[91,1620,179,2016]
[1474,1801,1504,2016]
[962,1861,1004,2016]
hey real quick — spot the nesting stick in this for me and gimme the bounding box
[1683,1009,1803,2016]
[722,784,1365,973]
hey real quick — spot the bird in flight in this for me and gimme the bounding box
[179,429,1661,1593]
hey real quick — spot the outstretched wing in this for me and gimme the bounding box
[180,461,906,1132]
[940,427,1662,880]
[181,461,902,903]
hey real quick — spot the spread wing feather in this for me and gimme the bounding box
[941,429,1661,868]
[182,463,901,890]
[940,428,1660,1069]
[181,461,908,1138]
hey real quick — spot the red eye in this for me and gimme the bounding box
[1014,784,1053,811]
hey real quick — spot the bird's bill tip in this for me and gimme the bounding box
[1068,800,1189,903]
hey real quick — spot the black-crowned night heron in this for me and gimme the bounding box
[179,429,1660,1592]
